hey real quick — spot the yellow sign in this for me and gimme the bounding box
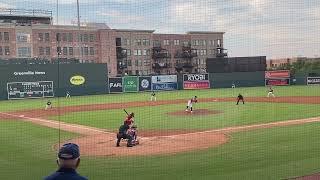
[70,75,85,85]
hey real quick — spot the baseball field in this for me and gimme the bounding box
[1,85,320,180]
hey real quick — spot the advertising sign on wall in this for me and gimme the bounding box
[109,77,123,93]
[265,70,290,78]
[307,77,320,85]
[151,75,177,91]
[265,78,290,86]
[183,74,210,89]
[139,76,152,91]
[123,76,138,92]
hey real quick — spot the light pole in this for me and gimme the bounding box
[77,0,81,62]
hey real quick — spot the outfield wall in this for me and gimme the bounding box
[0,64,108,100]
[209,71,266,88]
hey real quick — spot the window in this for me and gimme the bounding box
[4,32,9,42]
[146,49,151,56]
[84,47,89,55]
[163,40,170,46]
[134,49,142,56]
[209,40,214,46]
[89,47,94,55]
[63,47,68,56]
[39,47,44,55]
[136,39,141,46]
[38,33,43,41]
[56,33,61,42]
[68,33,73,42]
[217,39,221,47]
[127,49,131,56]
[45,33,50,42]
[16,33,30,42]
[202,40,206,46]
[0,32,2,41]
[174,40,180,45]
[203,49,207,56]
[135,60,139,66]
[46,47,51,55]
[0,46,2,55]
[84,34,88,42]
[89,34,95,42]
[4,46,9,55]
[69,47,73,56]
[143,49,147,56]
[127,59,132,66]
[183,41,189,47]
[142,39,150,46]
[153,40,160,47]
[62,33,67,41]
[18,47,31,57]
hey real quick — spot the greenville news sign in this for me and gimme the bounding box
[183,74,210,89]
[307,77,320,85]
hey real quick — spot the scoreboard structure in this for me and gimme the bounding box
[7,81,54,99]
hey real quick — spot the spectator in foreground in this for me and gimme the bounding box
[44,143,88,180]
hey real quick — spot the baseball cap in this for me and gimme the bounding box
[58,143,80,160]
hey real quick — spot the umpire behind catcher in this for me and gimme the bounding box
[44,143,88,180]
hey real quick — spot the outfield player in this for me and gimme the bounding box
[236,94,244,105]
[150,91,156,101]
[267,87,275,97]
[185,96,198,113]
[66,91,71,98]
[45,100,52,110]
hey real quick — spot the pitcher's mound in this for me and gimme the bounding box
[168,109,223,116]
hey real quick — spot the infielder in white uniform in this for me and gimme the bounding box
[267,87,275,97]
[185,96,198,113]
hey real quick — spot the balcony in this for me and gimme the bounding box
[116,47,127,59]
[175,51,197,59]
[175,61,194,68]
[117,61,127,69]
[152,47,170,59]
[152,62,169,69]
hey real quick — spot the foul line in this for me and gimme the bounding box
[0,112,114,135]
[1,112,320,140]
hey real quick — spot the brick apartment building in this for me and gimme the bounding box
[267,57,320,69]
[0,9,225,77]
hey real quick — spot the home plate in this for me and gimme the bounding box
[19,115,25,117]
[213,100,218,102]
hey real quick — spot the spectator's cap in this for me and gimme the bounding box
[58,143,80,160]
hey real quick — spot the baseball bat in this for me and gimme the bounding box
[123,109,129,115]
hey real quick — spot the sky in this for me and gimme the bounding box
[1,0,320,59]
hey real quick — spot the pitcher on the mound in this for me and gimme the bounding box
[185,96,198,113]
[267,87,275,97]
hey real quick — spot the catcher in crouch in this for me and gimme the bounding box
[185,96,198,113]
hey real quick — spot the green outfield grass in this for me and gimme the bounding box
[1,120,320,180]
[50,102,320,130]
[0,85,319,112]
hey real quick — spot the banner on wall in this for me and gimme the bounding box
[307,77,320,85]
[265,78,290,86]
[151,75,177,91]
[265,70,290,78]
[123,76,138,92]
[139,76,152,91]
[183,74,210,89]
[108,77,123,93]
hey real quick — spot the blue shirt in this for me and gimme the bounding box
[44,168,88,180]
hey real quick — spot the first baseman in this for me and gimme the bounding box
[236,94,244,105]
[185,96,198,113]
